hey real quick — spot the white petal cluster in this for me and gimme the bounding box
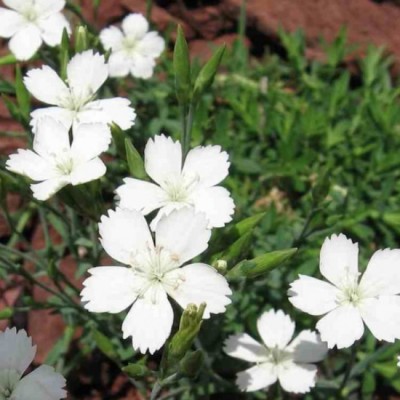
[116,134,235,230]
[0,327,66,400]
[289,233,400,349]
[224,310,327,393]
[100,13,165,79]
[24,50,137,132]
[81,207,232,354]
[6,117,111,200]
[0,0,70,60]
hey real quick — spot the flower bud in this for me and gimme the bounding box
[180,350,204,378]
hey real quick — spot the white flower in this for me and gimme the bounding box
[6,117,111,201]
[115,134,235,230]
[224,310,327,393]
[0,327,66,400]
[289,233,400,349]
[100,13,165,79]
[24,50,137,132]
[0,0,70,61]
[81,207,232,354]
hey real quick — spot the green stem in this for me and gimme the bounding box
[146,0,153,21]
[339,346,357,395]
[181,103,195,161]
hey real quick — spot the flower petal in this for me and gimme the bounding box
[359,296,400,342]
[99,207,153,265]
[224,333,269,362]
[183,145,230,188]
[78,98,136,130]
[236,363,277,392]
[257,309,295,349]
[69,158,106,185]
[150,203,186,232]
[107,51,131,78]
[316,304,364,349]
[288,330,328,363]
[38,12,70,46]
[100,26,124,51]
[191,186,234,228]
[6,149,56,181]
[116,177,166,215]
[137,32,165,58]
[122,285,173,354]
[3,0,27,12]
[320,233,359,287]
[24,66,69,106]
[155,208,211,265]
[33,0,66,15]
[359,249,400,297]
[0,328,36,375]
[0,8,25,38]
[33,117,70,161]
[166,263,231,318]
[278,363,317,394]
[30,107,74,132]
[13,365,66,400]
[288,275,339,316]
[71,123,111,162]
[130,54,156,79]
[31,177,69,200]
[67,50,108,102]
[81,267,140,313]
[9,24,42,60]
[122,13,149,38]
[144,134,182,185]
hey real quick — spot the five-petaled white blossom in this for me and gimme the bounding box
[6,117,111,201]
[289,233,400,349]
[24,50,136,132]
[224,309,327,393]
[81,207,232,354]
[116,134,235,230]
[100,13,165,79]
[0,327,66,400]
[0,0,70,61]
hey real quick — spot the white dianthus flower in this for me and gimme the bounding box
[0,327,66,400]
[81,207,232,354]
[6,117,111,201]
[0,0,70,60]
[116,134,235,230]
[224,309,327,393]
[100,13,165,79]
[289,233,400,349]
[24,50,136,132]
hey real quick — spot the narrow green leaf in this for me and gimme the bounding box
[125,139,147,179]
[227,248,298,280]
[0,307,14,320]
[59,28,70,80]
[110,123,126,158]
[15,65,30,120]
[122,363,149,378]
[0,54,17,66]
[93,329,117,360]
[193,45,226,101]
[173,25,191,104]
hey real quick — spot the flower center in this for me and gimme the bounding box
[23,7,38,22]
[162,173,199,204]
[336,268,364,306]
[123,37,139,54]
[0,369,20,400]
[268,347,291,365]
[130,246,184,299]
[55,154,74,175]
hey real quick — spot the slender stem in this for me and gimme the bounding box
[146,0,153,21]
[238,0,248,39]
[181,103,195,161]
[339,346,356,395]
